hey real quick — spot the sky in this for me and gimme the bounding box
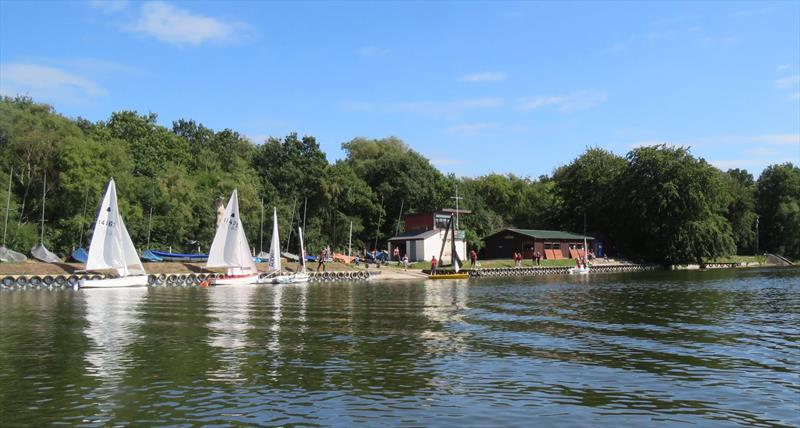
[1,0,799,178]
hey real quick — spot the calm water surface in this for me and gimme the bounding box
[1,268,798,426]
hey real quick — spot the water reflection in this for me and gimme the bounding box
[206,284,257,383]
[82,287,147,423]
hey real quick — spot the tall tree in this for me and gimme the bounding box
[723,168,757,254]
[756,163,800,258]
[615,145,735,264]
[553,147,627,252]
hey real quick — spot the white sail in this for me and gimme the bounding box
[269,207,281,271]
[207,189,258,275]
[86,179,145,276]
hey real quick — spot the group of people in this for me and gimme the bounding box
[513,251,542,267]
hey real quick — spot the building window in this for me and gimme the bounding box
[434,214,450,229]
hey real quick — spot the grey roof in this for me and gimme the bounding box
[490,228,595,241]
[388,229,440,241]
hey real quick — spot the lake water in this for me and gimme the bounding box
[1,268,798,426]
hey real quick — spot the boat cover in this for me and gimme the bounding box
[31,244,60,263]
[0,245,27,262]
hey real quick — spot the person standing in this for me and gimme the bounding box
[393,246,400,266]
[430,256,438,275]
[402,255,409,271]
[317,249,326,272]
[470,249,477,268]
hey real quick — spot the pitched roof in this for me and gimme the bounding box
[388,229,440,241]
[494,228,595,240]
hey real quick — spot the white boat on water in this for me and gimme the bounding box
[206,189,260,285]
[80,178,149,288]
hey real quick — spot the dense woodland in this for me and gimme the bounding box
[1,96,798,264]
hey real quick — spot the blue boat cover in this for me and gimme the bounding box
[141,249,164,262]
[71,248,89,263]
[149,249,208,260]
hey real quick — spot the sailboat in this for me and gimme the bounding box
[206,189,260,285]
[80,178,149,288]
[30,174,61,263]
[261,207,288,282]
[0,168,27,262]
[272,225,309,284]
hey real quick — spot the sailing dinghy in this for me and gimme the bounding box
[261,207,288,283]
[80,178,149,288]
[271,222,309,284]
[206,190,260,285]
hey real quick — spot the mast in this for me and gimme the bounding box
[145,205,153,249]
[583,211,589,268]
[394,200,404,237]
[78,187,89,248]
[285,197,296,253]
[451,186,463,230]
[2,167,11,246]
[302,196,307,236]
[298,226,306,273]
[374,195,383,251]
[259,198,264,254]
[40,174,46,245]
[348,220,353,257]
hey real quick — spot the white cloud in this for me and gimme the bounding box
[752,134,800,145]
[458,72,507,83]
[341,97,503,119]
[777,64,793,72]
[62,58,146,76]
[359,46,389,57]
[0,63,107,100]
[775,74,800,89]
[519,91,607,113]
[128,1,252,46]
[89,0,129,13]
[445,123,497,136]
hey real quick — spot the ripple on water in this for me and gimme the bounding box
[0,269,798,426]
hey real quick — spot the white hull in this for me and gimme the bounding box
[208,273,260,285]
[80,275,149,289]
[568,267,590,275]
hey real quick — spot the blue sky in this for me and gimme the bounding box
[1,0,798,178]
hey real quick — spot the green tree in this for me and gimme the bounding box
[553,147,627,252]
[722,168,757,254]
[615,145,735,264]
[756,163,800,258]
[342,137,451,246]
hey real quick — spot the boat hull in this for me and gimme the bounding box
[271,273,310,284]
[80,275,149,289]
[208,273,260,285]
[568,267,590,275]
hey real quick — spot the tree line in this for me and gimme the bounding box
[1,96,798,264]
